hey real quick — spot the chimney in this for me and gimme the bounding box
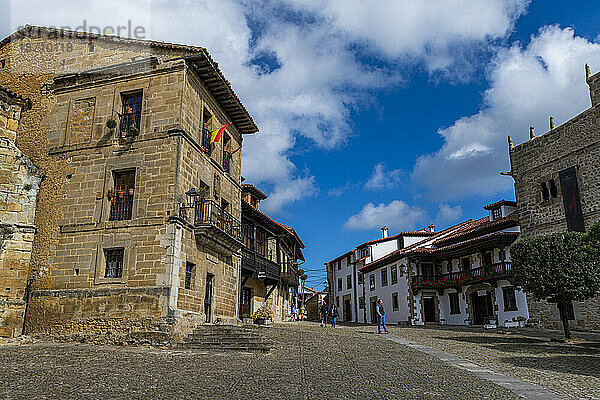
[381,226,389,238]
[529,126,535,139]
[550,117,555,130]
[428,224,435,233]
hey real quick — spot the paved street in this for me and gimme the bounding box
[389,325,600,400]
[0,323,520,400]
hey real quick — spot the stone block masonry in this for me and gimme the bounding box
[0,26,255,338]
[509,66,600,331]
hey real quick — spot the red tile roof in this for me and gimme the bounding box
[242,184,268,200]
[433,211,518,247]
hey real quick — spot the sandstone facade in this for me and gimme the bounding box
[509,66,600,331]
[0,26,257,338]
[0,85,42,337]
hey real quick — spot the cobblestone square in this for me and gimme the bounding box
[0,323,520,400]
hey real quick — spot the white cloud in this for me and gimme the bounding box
[364,162,405,190]
[435,203,463,225]
[412,26,600,200]
[4,0,532,212]
[344,200,426,231]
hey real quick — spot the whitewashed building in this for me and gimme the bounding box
[327,200,529,328]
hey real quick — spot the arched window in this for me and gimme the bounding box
[541,181,550,201]
[549,179,558,198]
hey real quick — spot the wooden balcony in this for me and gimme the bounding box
[241,246,280,284]
[281,270,298,287]
[412,261,513,292]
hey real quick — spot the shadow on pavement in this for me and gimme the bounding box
[502,355,600,378]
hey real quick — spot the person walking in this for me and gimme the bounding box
[330,304,339,328]
[320,302,329,326]
[376,299,388,334]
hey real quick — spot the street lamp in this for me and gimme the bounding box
[180,187,201,220]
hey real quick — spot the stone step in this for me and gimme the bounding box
[180,324,270,352]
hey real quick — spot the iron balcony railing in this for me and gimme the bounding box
[223,150,231,173]
[241,246,280,281]
[201,126,211,154]
[193,199,242,242]
[109,192,133,221]
[412,261,513,289]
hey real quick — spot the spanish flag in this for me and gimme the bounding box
[210,123,230,143]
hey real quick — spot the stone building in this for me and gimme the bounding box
[0,26,258,337]
[508,64,600,331]
[240,184,303,322]
[0,84,42,337]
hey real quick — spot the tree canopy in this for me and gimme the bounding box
[511,222,600,338]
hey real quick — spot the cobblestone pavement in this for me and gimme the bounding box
[0,322,519,400]
[389,325,600,400]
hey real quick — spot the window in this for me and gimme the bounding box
[336,296,339,308]
[338,278,342,291]
[109,169,135,221]
[391,266,398,284]
[201,109,212,153]
[549,179,558,198]
[499,249,506,262]
[461,257,471,271]
[88,42,94,52]
[502,287,518,311]
[222,133,231,173]
[381,268,388,286]
[369,274,375,291]
[346,255,351,265]
[184,262,195,290]
[483,252,493,266]
[358,272,364,285]
[337,260,341,270]
[104,248,124,278]
[446,262,453,273]
[346,274,352,290]
[392,292,399,311]
[359,297,365,309]
[0,59,5,69]
[449,293,460,314]
[243,223,253,249]
[492,207,502,220]
[120,91,143,136]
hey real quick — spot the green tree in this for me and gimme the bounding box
[511,223,600,338]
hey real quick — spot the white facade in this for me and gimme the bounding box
[327,201,530,328]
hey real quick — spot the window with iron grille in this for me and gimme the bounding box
[120,91,142,137]
[502,287,518,311]
[104,248,124,278]
[391,266,398,284]
[337,278,342,291]
[381,268,388,286]
[109,169,135,221]
[449,293,460,314]
[346,274,352,290]
[184,262,195,290]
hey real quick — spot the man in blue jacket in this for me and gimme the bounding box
[376,299,388,334]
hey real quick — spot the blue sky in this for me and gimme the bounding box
[2,1,600,290]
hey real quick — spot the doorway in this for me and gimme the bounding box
[423,297,437,323]
[205,273,214,323]
[240,287,252,318]
[370,296,378,324]
[471,291,493,325]
[343,295,352,322]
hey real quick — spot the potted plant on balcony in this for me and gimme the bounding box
[252,306,273,325]
[128,188,134,196]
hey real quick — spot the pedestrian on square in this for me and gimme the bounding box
[320,302,329,326]
[330,304,339,328]
[376,299,388,334]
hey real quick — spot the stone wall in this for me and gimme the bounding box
[0,86,42,337]
[510,68,600,331]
